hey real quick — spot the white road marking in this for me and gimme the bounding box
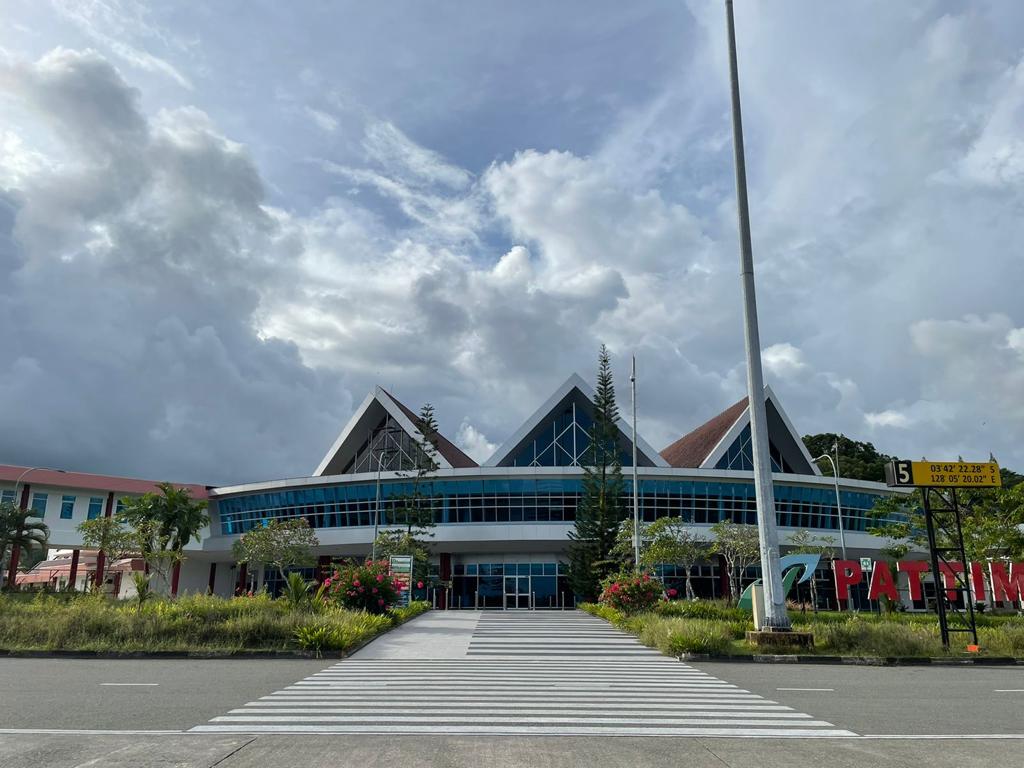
[100,683,160,687]
[191,611,858,737]
[777,687,835,692]
[994,689,1024,692]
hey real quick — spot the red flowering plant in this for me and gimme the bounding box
[599,571,666,614]
[329,559,401,615]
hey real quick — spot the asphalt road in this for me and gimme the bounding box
[0,657,329,730]
[691,661,1024,736]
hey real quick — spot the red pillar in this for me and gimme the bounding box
[68,549,80,591]
[5,484,32,589]
[717,554,730,600]
[439,553,452,610]
[207,563,217,594]
[171,561,181,596]
[316,555,332,584]
[93,491,115,590]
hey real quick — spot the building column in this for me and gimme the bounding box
[316,555,332,584]
[207,563,217,595]
[93,491,115,590]
[717,553,730,601]
[5,484,31,589]
[438,553,452,610]
[236,562,248,594]
[68,549,81,591]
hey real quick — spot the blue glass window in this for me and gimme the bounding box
[30,493,47,517]
[87,497,104,520]
[60,495,75,519]
[1,490,15,504]
[714,425,795,473]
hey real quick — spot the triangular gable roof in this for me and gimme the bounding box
[382,389,478,469]
[660,396,750,469]
[660,386,821,476]
[314,387,476,476]
[484,373,669,468]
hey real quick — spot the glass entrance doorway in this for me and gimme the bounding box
[504,576,531,609]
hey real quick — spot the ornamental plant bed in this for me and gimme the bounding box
[580,601,1024,660]
[0,591,429,655]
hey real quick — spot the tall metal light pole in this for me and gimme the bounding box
[371,448,386,562]
[724,0,790,629]
[630,355,641,571]
[812,451,851,610]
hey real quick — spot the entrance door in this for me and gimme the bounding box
[504,576,531,609]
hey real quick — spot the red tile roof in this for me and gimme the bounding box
[660,397,749,468]
[384,391,479,469]
[0,465,209,499]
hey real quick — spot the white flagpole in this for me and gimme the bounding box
[631,355,641,571]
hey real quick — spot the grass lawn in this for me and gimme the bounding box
[582,601,1024,658]
[0,591,429,655]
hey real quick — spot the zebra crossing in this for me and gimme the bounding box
[467,610,661,656]
[191,611,856,737]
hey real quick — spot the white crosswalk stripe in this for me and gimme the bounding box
[190,611,856,737]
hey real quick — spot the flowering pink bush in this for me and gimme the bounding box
[329,559,401,614]
[599,572,665,614]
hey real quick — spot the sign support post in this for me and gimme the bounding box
[886,460,997,647]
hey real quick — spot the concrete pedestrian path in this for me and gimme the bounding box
[192,610,856,737]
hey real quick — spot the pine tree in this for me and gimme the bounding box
[568,345,627,600]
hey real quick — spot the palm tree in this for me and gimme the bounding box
[1,501,50,590]
[119,483,209,596]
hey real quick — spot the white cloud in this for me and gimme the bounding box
[305,107,338,133]
[455,420,497,463]
[762,343,807,379]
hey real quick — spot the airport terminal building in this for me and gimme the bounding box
[3,374,901,608]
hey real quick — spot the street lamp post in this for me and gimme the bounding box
[724,0,790,629]
[812,451,852,611]
[371,449,386,562]
[630,355,641,572]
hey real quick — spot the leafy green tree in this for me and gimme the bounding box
[787,530,836,611]
[568,345,627,601]
[232,518,320,586]
[802,433,893,482]
[709,520,761,603]
[78,516,135,565]
[1,501,50,590]
[118,483,209,594]
[390,404,441,540]
[643,517,708,600]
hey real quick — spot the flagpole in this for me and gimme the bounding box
[631,355,641,571]
[725,0,790,629]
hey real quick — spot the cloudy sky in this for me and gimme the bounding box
[1,1,1022,485]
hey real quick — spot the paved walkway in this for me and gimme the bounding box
[191,610,855,737]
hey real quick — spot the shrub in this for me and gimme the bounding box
[599,572,665,614]
[814,617,945,657]
[330,559,401,614]
[655,599,748,622]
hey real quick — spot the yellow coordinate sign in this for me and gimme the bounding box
[886,460,1001,488]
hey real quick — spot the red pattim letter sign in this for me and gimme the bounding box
[989,562,1024,606]
[897,561,930,601]
[868,562,898,601]
[833,560,863,601]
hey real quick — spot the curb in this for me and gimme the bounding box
[680,653,1024,666]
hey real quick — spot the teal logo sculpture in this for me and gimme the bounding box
[736,554,820,611]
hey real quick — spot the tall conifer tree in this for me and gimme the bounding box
[568,345,627,600]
